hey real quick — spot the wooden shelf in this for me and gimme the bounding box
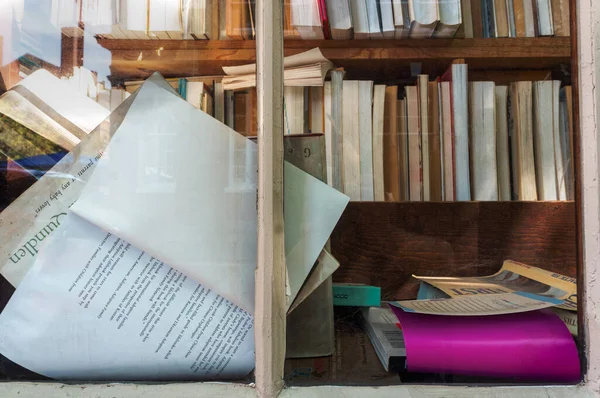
[331,201,576,301]
[78,37,572,81]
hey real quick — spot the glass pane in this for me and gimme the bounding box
[0,0,258,383]
[282,0,581,387]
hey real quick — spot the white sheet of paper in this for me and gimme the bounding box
[16,69,110,134]
[70,81,349,314]
[0,213,254,380]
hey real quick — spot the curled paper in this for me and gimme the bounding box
[389,306,580,382]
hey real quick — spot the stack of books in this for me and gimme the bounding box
[284,0,571,39]
[44,0,570,40]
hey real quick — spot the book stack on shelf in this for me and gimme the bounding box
[280,62,574,202]
[46,0,570,41]
[285,0,570,40]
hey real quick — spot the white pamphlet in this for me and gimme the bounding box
[0,213,254,380]
[70,81,349,313]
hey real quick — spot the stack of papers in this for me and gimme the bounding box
[222,48,334,90]
[0,71,349,380]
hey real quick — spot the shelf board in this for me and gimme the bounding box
[84,37,571,81]
[330,201,576,301]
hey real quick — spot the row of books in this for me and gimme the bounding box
[51,0,247,40]
[60,62,575,203]
[48,0,569,40]
[286,0,570,40]
[283,66,574,202]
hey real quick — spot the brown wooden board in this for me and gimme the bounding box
[91,38,571,82]
[331,202,576,301]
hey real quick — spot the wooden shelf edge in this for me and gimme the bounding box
[91,37,570,61]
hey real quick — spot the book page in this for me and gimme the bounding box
[0,213,254,380]
[391,292,562,316]
[0,74,175,287]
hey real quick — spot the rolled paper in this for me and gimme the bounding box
[389,306,580,382]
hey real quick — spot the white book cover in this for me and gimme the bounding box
[359,81,375,200]
[552,80,566,200]
[495,86,511,201]
[342,81,361,200]
[533,81,558,200]
[349,0,370,38]
[469,82,499,201]
[452,64,471,201]
[366,0,383,38]
[378,0,396,38]
[418,75,430,201]
[536,0,554,36]
[372,85,386,201]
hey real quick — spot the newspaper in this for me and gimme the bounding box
[391,260,576,316]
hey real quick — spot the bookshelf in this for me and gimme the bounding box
[82,37,571,81]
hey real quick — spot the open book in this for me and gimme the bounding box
[0,74,349,380]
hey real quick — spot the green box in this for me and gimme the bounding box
[332,283,381,307]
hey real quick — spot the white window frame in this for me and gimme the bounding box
[2,0,600,397]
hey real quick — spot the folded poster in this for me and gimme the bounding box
[389,306,580,382]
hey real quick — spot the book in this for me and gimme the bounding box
[342,81,361,200]
[536,0,554,36]
[481,0,497,38]
[330,69,345,191]
[532,80,558,200]
[284,0,303,38]
[417,75,430,201]
[284,86,305,135]
[470,0,484,38]
[512,0,527,37]
[408,0,439,38]
[435,0,462,38]
[469,81,498,200]
[318,0,332,39]
[550,0,570,37]
[383,86,400,201]
[326,0,354,39]
[291,0,326,39]
[428,80,442,201]
[440,81,454,201]
[405,85,421,201]
[495,85,511,201]
[183,0,214,39]
[358,81,375,201]
[366,0,384,38]
[372,85,386,201]
[552,80,567,201]
[522,0,536,37]
[493,0,510,37]
[378,0,396,38]
[392,0,410,38]
[349,0,370,39]
[398,98,409,201]
[226,0,251,39]
[442,62,471,201]
[309,86,324,134]
[509,81,537,200]
[361,307,406,372]
[461,0,474,38]
[559,86,574,200]
[333,284,381,306]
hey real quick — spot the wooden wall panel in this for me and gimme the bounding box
[331,202,577,300]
